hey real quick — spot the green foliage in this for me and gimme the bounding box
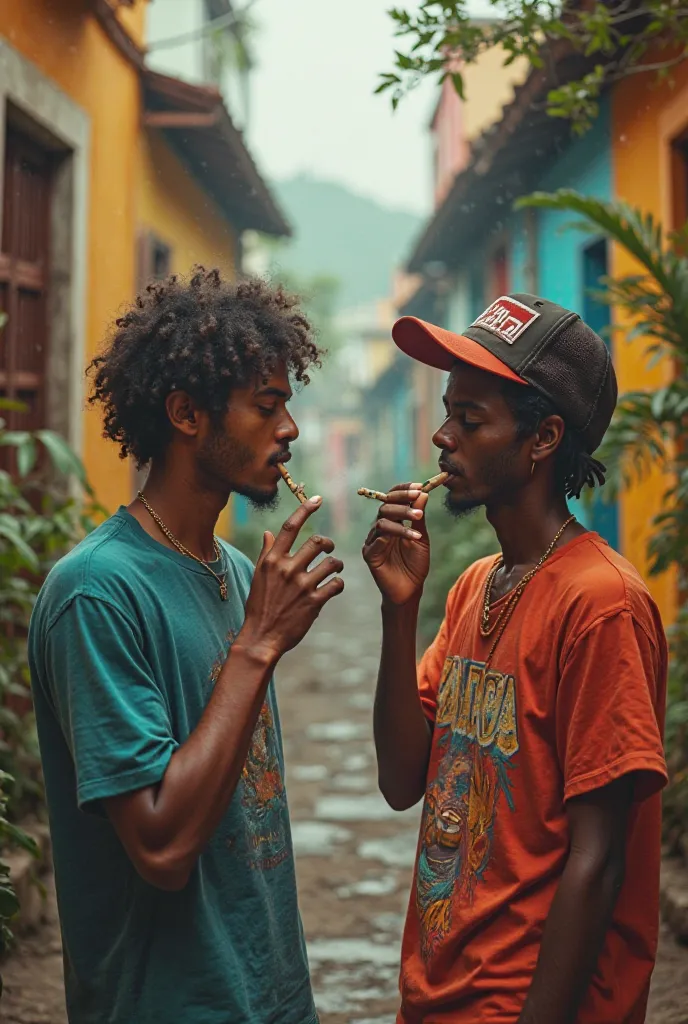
[664,606,688,849]
[517,188,688,844]
[0,378,101,963]
[380,1,688,131]
[0,769,38,980]
[0,405,102,816]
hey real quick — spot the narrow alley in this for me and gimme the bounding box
[3,562,688,1023]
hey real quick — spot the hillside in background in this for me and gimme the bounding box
[269,174,421,310]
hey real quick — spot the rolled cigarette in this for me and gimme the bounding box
[357,487,388,502]
[421,471,450,493]
[357,471,450,501]
[278,463,309,505]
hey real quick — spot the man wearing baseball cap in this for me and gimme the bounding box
[362,294,667,1023]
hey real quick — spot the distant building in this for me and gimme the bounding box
[398,36,686,626]
[0,0,289,536]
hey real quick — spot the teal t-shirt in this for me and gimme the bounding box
[28,509,317,1024]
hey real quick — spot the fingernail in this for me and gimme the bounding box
[411,509,423,518]
[410,482,423,488]
[310,495,322,505]
[408,530,422,540]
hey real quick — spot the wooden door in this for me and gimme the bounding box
[0,129,52,443]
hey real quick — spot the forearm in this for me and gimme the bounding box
[374,596,432,810]
[518,850,625,1024]
[122,641,276,887]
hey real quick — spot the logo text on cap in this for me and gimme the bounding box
[470,296,540,345]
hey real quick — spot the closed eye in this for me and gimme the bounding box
[258,406,276,417]
[462,417,481,432]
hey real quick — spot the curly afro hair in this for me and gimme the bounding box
[88,267,322,468]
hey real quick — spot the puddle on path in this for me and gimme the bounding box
[309,631,337,649]
[314,980,395,1016]
[307,937,400,966]
[358,832,419,868]
[331,773,372,791]
[343,752,370,772]
[338,666,368,687]
[315,794,403,822]
[348,692,373,709]
[336,873,399,898]
[291,821,352,856]
[371,911,406,935]
[307,720,368,742]
[291,764,329,782]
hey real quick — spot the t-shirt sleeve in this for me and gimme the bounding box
[418,587,459,724]
[44,595,178,812]
[556,609,667,803]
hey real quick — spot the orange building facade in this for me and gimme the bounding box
[0,0,288,535]
[611,59,688,625]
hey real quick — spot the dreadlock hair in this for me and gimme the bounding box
[88,267,322,469]
[501,380,607,500]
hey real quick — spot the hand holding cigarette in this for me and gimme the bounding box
[357,471,449,502]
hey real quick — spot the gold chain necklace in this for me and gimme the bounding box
[137,492,228,601]
[480,515,576,669]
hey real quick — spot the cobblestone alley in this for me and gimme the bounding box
[2,562,688,1023]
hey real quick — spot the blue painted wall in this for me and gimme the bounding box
[533,95,612,309]
[442,95,618,544]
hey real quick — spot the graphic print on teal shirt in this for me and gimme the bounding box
[208,637,290,871]
[417,655,520,961]
[28,509,316,1024]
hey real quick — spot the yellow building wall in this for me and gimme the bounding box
[462,47,529,144]
[138,131,237,280]
[1,0,143,513]
[612,62,688,627]
[137,130,238,536]
[3,0,241,539]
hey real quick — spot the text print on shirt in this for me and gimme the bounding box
[417,655,519,960]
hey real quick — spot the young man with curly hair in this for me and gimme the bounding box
[363,295,667,1023]
[29,269,343,1024]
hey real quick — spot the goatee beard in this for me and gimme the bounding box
[236,485,281,512]
[444,493,483,520]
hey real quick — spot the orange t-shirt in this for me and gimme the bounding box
[399,532,667,1024]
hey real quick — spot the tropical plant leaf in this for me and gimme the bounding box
[35,430,88,486]
[0,884,19,920]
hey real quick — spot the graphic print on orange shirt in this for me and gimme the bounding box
[418,654,519,960]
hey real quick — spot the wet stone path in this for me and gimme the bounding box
[3,562,688,1022]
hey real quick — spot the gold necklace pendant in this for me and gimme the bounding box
[137,492,228,602]
[481,515,577,666]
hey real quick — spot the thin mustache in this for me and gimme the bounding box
[270,451,291,466]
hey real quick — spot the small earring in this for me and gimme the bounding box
[530,461,536,477]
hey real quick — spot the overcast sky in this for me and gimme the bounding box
[247,0,437,215]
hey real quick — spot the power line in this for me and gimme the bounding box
[148,1,258,52]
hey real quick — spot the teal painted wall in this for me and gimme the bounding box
[440,95,617,543]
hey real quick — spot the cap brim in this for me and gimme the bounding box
[392,316,527,384]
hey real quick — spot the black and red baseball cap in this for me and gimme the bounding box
[392,293,617,454]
